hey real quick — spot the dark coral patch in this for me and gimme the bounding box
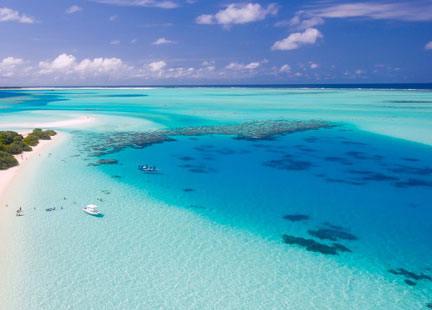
[325,178,364,186]
[324,157,352,165]
[282,214,310,222]
[395,179,432,188]
[178,156,195,161]
[362,173,398,182]
[322,222,345,230]
[303,136,319,143]
[346,151,368,160]
[332,243,352,253]
[183,188,195,192]
[401,158,419,162]
[282,235,338,255]
[404,280,416,286]
[97,159,118,165]
[263,158,313,171]
[389,165,432,176]
[308,228,358,241]
[388,268,432,281]
[282,235,352,255]
[427,303,432,308]
[189,169,208,173]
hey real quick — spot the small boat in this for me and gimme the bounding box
[141,167,158,172]
[138,165,158,172]
[83,204,101,216]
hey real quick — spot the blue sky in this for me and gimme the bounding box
[0,0,431,85]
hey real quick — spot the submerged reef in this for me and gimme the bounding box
[282,235,351,255]
[404,280,416,286]
[388,268,432,282]
[282,214,310,222]
[81,120,333,157]
[395,179,432,188]
[263,156,313,171]
[96,159,118,165]
[308,228,358,241]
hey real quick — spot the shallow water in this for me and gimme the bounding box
[0,88,432,309]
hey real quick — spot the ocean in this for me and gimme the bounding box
[0,86,431,309]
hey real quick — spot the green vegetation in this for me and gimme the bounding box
[0,129,57,170]
[0,151,18,169]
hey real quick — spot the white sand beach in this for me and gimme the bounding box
[0,132,65,202]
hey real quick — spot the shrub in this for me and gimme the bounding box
[0,151,18,170]
[6,141,32,154]
[31,128,53,140]
[0,131,21,145]
[23,134,39,146]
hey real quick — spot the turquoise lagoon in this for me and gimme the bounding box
[0,87,432,309]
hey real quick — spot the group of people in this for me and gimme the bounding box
[46,206,63,212]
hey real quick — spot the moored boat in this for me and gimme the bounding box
[83,204,101,216]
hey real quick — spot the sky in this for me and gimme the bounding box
[0,0,431,86]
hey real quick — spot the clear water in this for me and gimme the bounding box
[0,88,432,309]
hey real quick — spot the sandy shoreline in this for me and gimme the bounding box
[0,132,65,203]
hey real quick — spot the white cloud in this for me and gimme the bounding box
[272,28,322,51]
[66,5,82,14]
[130,38,137,44]
[355,69,364,75]
[425,41,432,50]
[308,1,432,22]
[75,58,124,74]
[295,16,324,30]
[202,60,215,66]
[109,15,117,21]
[196,14,213,24]
[310,63,318,69]
[38,53,127,76]
[0,57,24,77]
[196,3,278,26]
[39,54,76,74]
[152,37,176,45]
[279,64,291,73]
[226,61,260,70]
[0,8,35,23]
[91,0,178,9]
[149,60,166,72]
[276,15,324,30]
[110,40,120,45]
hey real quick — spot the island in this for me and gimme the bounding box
[0,129,57,170]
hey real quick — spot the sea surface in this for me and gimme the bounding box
[0,87,431,309]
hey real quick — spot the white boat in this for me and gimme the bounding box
[83,204,101,216]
